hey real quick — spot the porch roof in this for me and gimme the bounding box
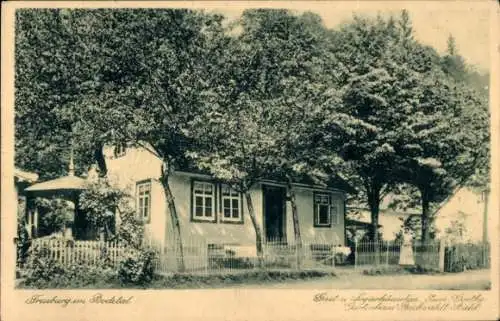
[25,175,88,196]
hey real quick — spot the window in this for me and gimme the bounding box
[314,193,342,227]
[114,143,126,158]
[314,193,331,227]
[192,181,216,222]
[136,181,151,223]
[220,184,243,223]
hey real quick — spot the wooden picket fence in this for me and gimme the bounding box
[30,238,128,267]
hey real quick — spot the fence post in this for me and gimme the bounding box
[413,241,417,266]
[331,244,336,269]
[438,239,445,272]
[385,241,389,266]
[354,239,358,270]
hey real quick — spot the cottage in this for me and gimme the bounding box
[101,143,354,251]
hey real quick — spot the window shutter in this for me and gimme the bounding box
[330,196,339,225]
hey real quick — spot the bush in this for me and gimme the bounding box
[405,264,440,274]
[444,243,489,272]
[34,198,74,236]
[21,246,116,288]
[362,265,408,276]
[79,180,131,240]
[16,218,31,268]
[117,248,157,285]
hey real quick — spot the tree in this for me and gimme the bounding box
[393,65,488,243]
[187,9,362,267]
[15,9,111,179]
[331,13,421,251]
[384,34,489,243]
[16,9,229,271]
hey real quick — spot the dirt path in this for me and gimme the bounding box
[233,269,491,290]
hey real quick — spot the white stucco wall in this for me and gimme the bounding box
[434,188,488,242]
[103,145,166,245]
[288,187,345,245]
[166,173,261,246]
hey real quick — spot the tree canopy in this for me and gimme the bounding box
[15,8,490,246]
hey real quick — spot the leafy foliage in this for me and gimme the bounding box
[115,208,145,250]
[16,8,490,250]
[16,213,32,267]
[117,248,157,285]
[22,245,115,288]
[78,180,128,239]
[444,243,490,272]
[34,198,74,235]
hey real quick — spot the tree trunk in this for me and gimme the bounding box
[160,164,185,272]
[367,187,381,265]
[94,143,107,177]
[244,191,264,268]
[286,178,302,268]
[421,189,430,244]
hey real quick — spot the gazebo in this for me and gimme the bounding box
[24,154,89,239]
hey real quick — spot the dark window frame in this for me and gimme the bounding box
[313,191,332,228]
[136,179,152,224]
[219,183,244,224]
[114,142,127,158]
[190,178,217,223]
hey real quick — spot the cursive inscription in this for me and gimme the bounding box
[25,293,134,307]
[313,292,485,312]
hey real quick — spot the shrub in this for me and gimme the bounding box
[34,198,74,236]
[362,265,408,276]
[22,246,116,288]
[405,264,440,274]
[16,216,32,268]
[115,207,145,249]
[117,248,157,286]
[23,247,66,285]
[444,243,489,272]
[79,180,130,240]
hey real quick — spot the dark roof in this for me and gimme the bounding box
[175,160,355,194]
[262,171,355,194]
[345,219,382,229]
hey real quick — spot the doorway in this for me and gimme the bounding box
[262,185,287,243]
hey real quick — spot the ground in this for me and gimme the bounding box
[229,269,491,290]
[17,265,491,290]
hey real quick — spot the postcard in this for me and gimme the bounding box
[1,1,498,320]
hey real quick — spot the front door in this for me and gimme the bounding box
[263,185,287,243]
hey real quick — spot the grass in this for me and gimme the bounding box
[433,280,491,291]
[151,269,337,289]
[17,269,337,289]
[361,264,442,276]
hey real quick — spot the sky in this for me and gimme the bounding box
[206,1,492,72]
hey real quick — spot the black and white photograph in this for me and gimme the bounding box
[1,1,498,320]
